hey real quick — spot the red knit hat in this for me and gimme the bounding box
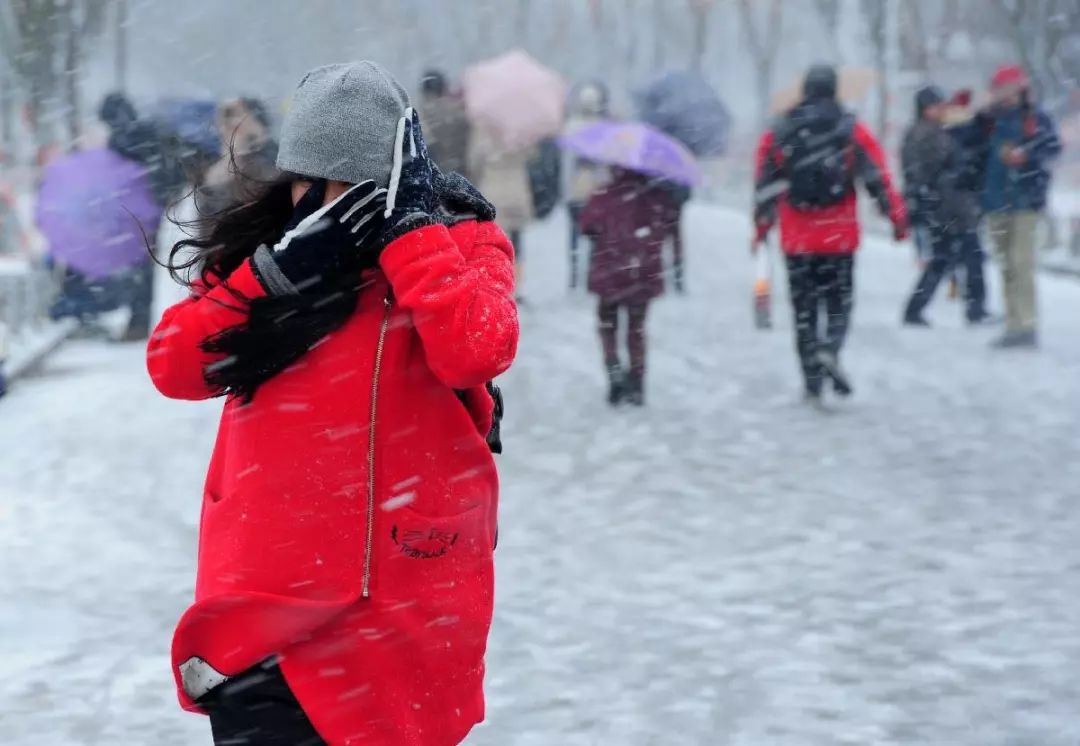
[991,65,1029,90]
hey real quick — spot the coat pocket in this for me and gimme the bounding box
[375,504,491,597]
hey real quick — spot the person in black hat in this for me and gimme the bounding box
[901,85,987,326]
[754,63,909,405]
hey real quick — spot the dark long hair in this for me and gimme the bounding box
[163,170,366,402]
[166,170,294,290]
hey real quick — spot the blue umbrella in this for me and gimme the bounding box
[150,98,220,156]
[637,71,731,157]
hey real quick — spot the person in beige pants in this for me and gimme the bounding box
[986,211,1039,336]
[975,65,1061,348]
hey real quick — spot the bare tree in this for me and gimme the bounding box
[736,0,784,126]
[0,0,111,148]
[812,0,842,61]
[687,0,717,71]
[990,0,1080,101]
[860,0,893,137]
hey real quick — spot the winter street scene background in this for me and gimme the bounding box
[2,2,1080,745]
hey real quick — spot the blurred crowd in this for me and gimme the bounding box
[0,51,1065,407]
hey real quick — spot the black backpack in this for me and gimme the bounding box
[776,112,856,210]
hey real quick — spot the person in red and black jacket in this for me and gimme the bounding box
[753,64,908,403]
[149,62,517,746]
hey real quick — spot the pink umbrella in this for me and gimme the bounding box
[463,50,566,151]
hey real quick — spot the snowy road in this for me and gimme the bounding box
[3,205,1080,745]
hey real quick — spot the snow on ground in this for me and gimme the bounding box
[3,204,1080,745]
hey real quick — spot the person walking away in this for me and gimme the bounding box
[753,64,908,404]
[100,94,177,340]
[901,86,986,325]
[979,65,1061,348]
[418,69,471,179]
[580,168,677,406]
[565,82,610,288]
[46,94,168,340]
[149,61,518,745]
[470,126,533,300]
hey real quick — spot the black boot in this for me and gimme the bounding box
[817,350,852,397]
[625,370,644,407]
[606,364,626,406]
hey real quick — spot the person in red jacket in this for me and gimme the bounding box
[753,64,908,403]
[149,61,518,746]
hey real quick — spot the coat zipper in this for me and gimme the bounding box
[362,293,393,598]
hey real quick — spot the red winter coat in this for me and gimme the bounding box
[148,219,518,746]
[753,105,907,255]
[580,171,678,304]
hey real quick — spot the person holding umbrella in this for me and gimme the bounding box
[753,64,908,405]
[562,121,699,405]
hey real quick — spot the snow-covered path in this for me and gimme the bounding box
[3,205,1080,745]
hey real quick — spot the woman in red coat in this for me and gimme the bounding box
[580,167,677,406]
[149,62,518,746]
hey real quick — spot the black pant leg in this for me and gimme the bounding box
[822,255,855,356]
[200,660,325,746]
[961,229,987,319]
[567,202,582,287]
[786,255,824,395]
[904,228,953,319]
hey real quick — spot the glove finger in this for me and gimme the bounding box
[348,199,386,235]
[410,109,429,161]
[291,179,327,223]
[322,180,381,221]
[339,187,387,226]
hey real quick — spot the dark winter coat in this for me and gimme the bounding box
[754,99,907,255]
[580,171,678,304]
[421,94,471,179]
[980,105,1061,214]
[901,118,978,233]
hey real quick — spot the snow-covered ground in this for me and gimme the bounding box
[3,205,1080,745]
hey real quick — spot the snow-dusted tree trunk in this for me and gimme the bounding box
[736,0,783,128]
[687,0,717,72]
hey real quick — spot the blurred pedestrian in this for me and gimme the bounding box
[754,64,908,404]
[418,69,471,178]
[565,81,610,288]
[580,167,678,406]
[197,97,278,216]
[977,65,1061,348]
[470,125,534,299]
[149,61,516,746]
[42,95,168,341]
[901,85,987,325]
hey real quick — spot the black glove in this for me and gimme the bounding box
[377,107,438,247]
[257,179,387,293]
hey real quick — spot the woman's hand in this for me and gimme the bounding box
[260,180,387,292]
[378,108,439,247]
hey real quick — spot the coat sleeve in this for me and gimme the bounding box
[146,260,267,400]
[853,122,908,231]
[752,129,782,242]
[578,193,604,237]
[1028,111,1062,165]
[379,220,519,389]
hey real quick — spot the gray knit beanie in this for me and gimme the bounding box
[277,61,410,188]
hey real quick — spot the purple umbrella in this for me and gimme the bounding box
[558,121,702,186]
[36,148,163,279]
